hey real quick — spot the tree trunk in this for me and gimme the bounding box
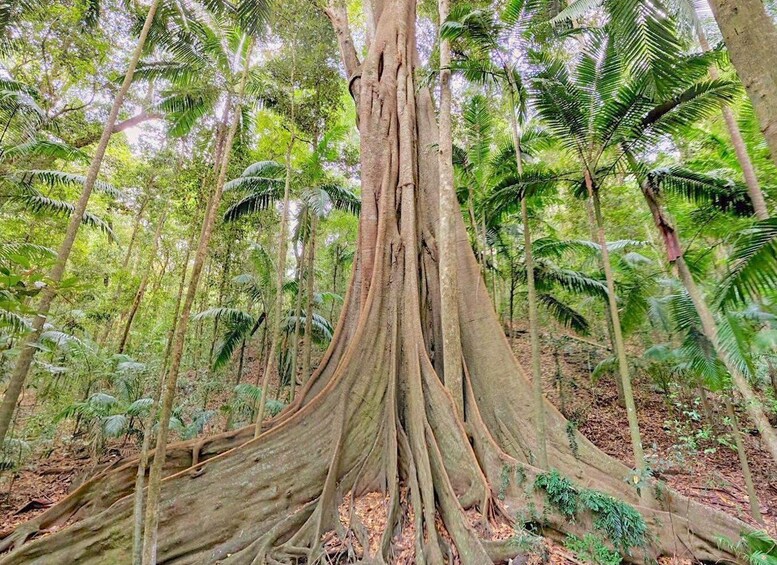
[695,22,769,219]
[301,214,317,381]
[509,105,548,469]
[130,227,193,563]
[118,210,167,355]
[723,397,764,525]
[140,41,254,560]
[0,0,162,448]
[585,198,626,407]
[585,172,647,477]
[437,0,464,415]
[288,231,306,401]
[0,3,751,563]
[254,135,294,435]
[707,0,777,168]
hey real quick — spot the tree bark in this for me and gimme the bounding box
[437,0,464,416]
[0,0,162,448]
[707,0,777,168]
[695,22,769,219]
[585,172,647,477]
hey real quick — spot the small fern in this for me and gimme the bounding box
[534,469,579,518]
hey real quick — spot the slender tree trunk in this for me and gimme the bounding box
[140,40,253,562]
[288,232,307,401]
[509,108,547,468]
[585,171,647,477]
[224,338,247,432]
[0,0,162,448]
[637,168,777,464]
[132,193,194,565]
[723,397,763,525]
[301,214,317,382]
[437,0,464,415]
[584,198,626,407]
[254,136,294,436]
[695,24,769,219]
[330,248,338,321]
[768,359,777,397]
[118,210,167,354]
[707,0,777,168]
[675,255,777,463]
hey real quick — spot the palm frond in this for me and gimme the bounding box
[13,169,120,197]
[223,185,284,222]
[14,191,116,238]
[538,293,590,334]
[648,167,754,216]
[0,242,56,262]
[1,139,88,163]
[717,219,777,307]
[0,310,31,333]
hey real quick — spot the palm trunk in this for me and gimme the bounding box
[676,256,777,463]
[707,0,777,168]
[140,40,253,562]
[0,0,162,448]
[288,233,307,401]
[585,170,647,477]
[254,136,294,436]
[301,213,317,382]
[584,198,626,407]
[118,210,167,354]
[723,397,764,525]
[437,0,464,414]
[695,24,769,219]
[509,107,548,468]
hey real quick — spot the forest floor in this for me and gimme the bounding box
[0,325,775,562]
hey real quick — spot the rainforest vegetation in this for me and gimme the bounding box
[1,0,777,562]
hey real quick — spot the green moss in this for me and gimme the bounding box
[515,464,526,486]
[566,420,580,458]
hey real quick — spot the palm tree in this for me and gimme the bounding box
[525,29,739,478]
[522,26,777,463]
